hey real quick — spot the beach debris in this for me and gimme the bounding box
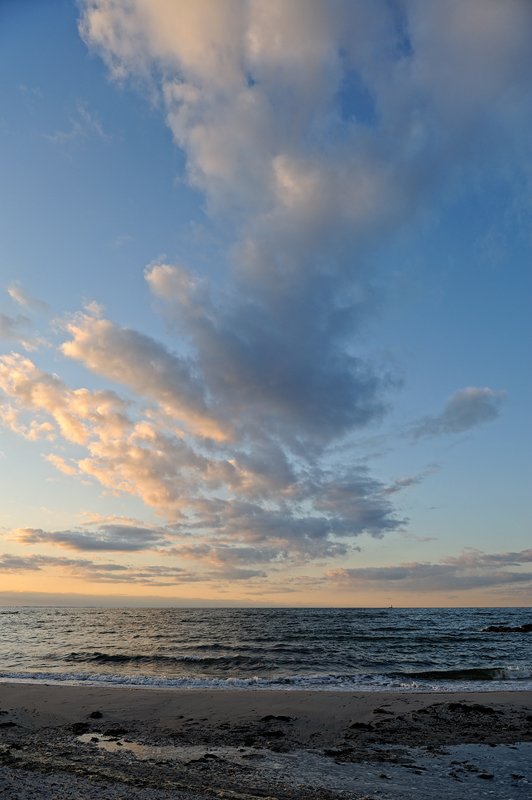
[446,703,497,715]
[88,710,103,719]
[103,726,128,737]
[260,715,293,723]
[70,722,90,735]
[349,722,374,731]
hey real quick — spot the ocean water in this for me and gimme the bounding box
[0,607,530,692]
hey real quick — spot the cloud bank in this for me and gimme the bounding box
[328,548,532,593]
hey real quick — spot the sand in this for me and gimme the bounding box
[0,683,531,798]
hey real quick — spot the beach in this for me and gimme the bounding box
[0,683,530,799]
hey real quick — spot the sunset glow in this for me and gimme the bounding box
[1,1,530,607]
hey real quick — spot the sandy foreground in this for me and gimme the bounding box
[0,683,530,799]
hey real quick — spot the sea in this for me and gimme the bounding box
[0,607,530,692]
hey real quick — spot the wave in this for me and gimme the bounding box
[403,667,509,681]
[1,667,531,692]
[64,651,276,669]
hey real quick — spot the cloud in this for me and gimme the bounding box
[0,548,265,586]
[443,548,532,569]
[80,0,532,257]
[7,283,49,313]
[382,465,439,495]
[167,542,288,568]
[76,0,529,454]
[44,453,79,476]
[145,263,389,444]
[0,313,31,340]
[0,351,403,542]
[13,524,169,552]
[2,2,529,582]
[0,551,204,586]
[327,548,532,593]
[61,308,228,441]
[0,352,130,445]
[0,553,95,573]
[0,312,47,352]
[44,100,109,146]
[166,470,401,563]
[411,387,505,439]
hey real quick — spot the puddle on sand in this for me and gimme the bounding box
[76,737,532,799]
[77,734,267,765]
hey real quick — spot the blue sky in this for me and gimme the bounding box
[0,0,530,606]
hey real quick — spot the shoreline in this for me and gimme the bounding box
[2,682,532,725]
[1,683,531,798]
[1,671,530,694]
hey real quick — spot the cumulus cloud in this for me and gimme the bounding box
[328,547,532,593]
[74,0,527,453]
[0,349,403,546]
[411,387,505,439]
[0,352,130,445]
[61,309,228,441]
[145,263,387,443]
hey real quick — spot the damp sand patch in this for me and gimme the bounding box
[78,732,267,764]
[76,733,532,799]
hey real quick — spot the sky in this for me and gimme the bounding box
[0,0,530,607]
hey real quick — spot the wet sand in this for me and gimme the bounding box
[0,683,531,798]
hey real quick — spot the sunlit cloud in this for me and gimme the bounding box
[0,1,529,596]
[61,307,229,442]
[7,282,49,313]
[0,550,264,586]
